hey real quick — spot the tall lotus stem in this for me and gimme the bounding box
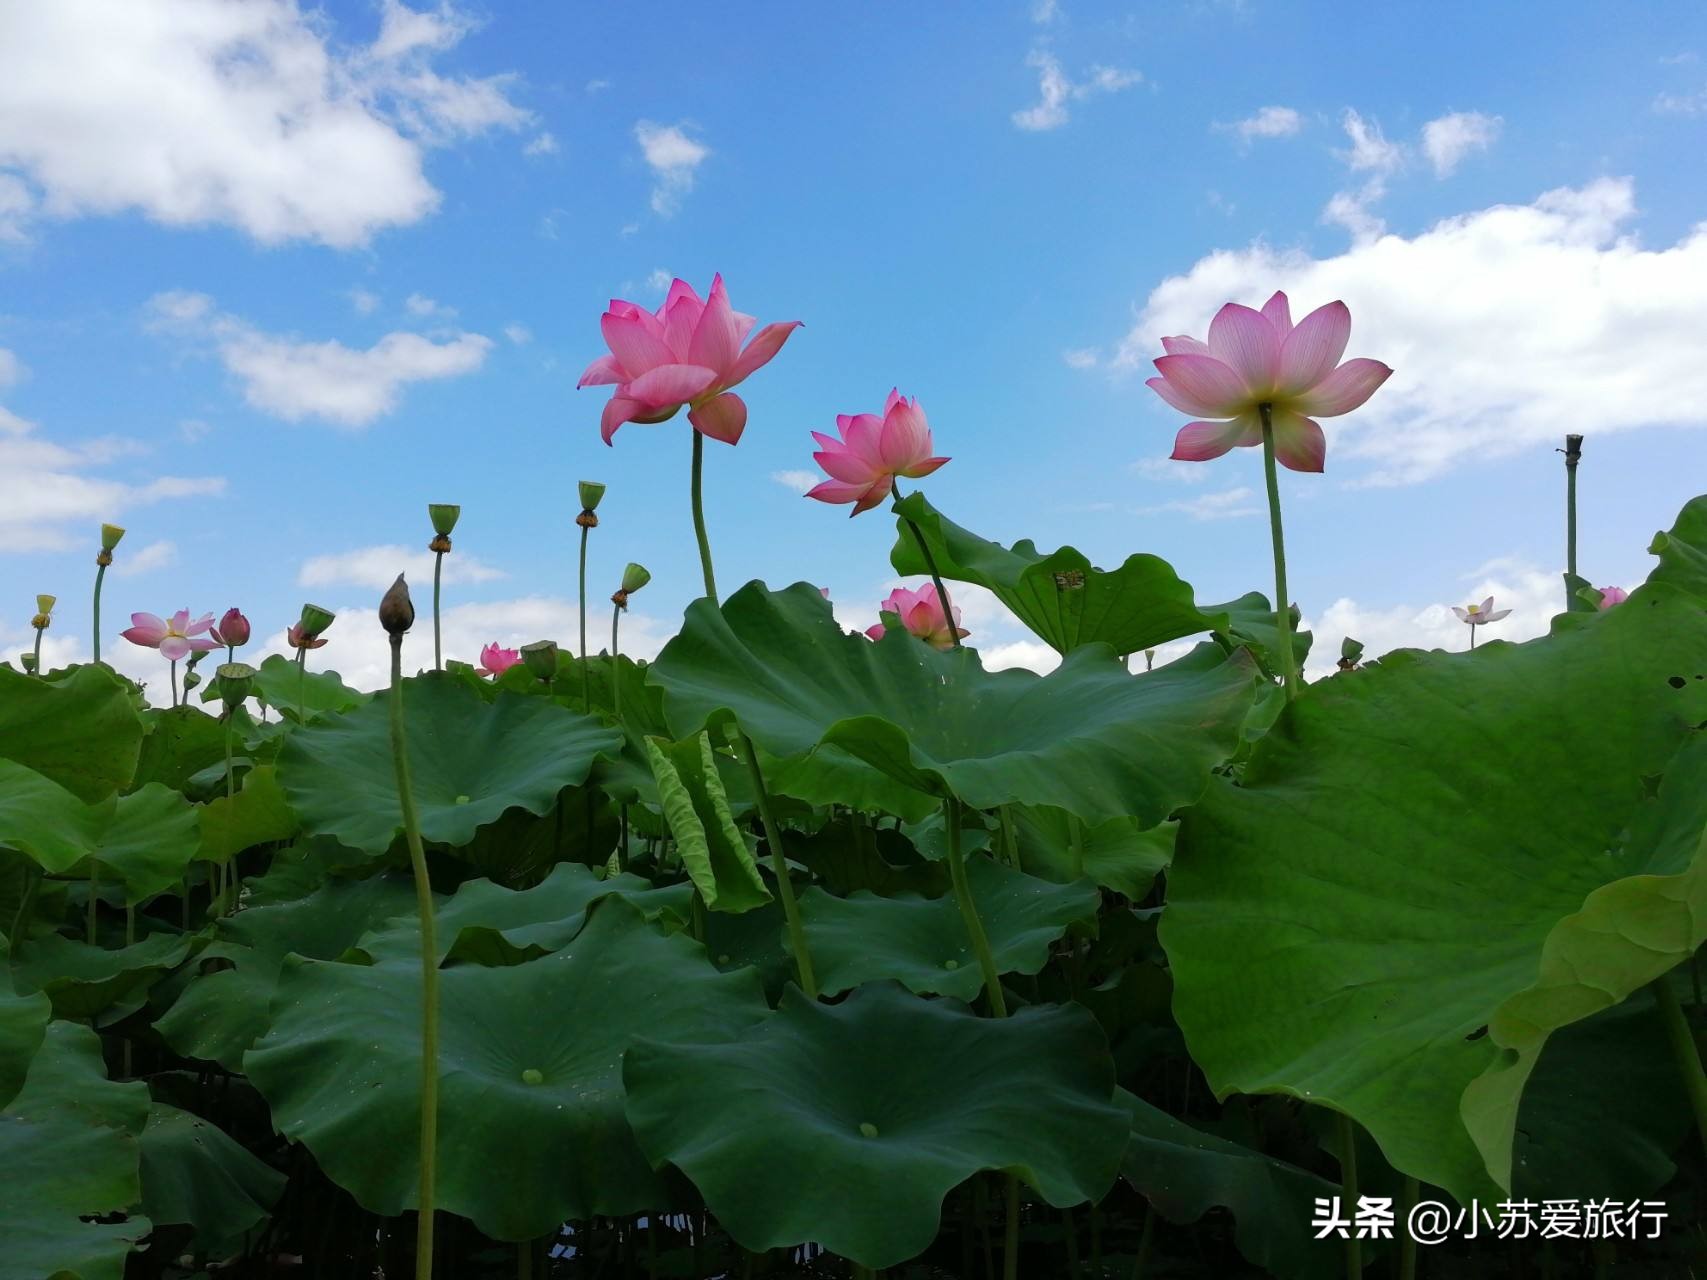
[30,595,52,677]
[736,732,817,998]
[689,434,717,599]
[1258,405,1300,700]
[576,483,606,712]
[169,658,179,708]
[610,563,650,727]
[892,483,961,650]
[1562,434,1583,606]
[93,524,123,664]
[1654,969,1707,1152]
[1335,1113,1361,1279]
[944,797,1006,1017]
[427,505,460,674]
[380,576,438,1280]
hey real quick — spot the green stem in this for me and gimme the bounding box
[1470,626,1477,652]
[297,648,306,724]
[1398,1176,1418,1280]
[1258,405,1300,700]
[736,732,817,998]
[945,798,1007,1017]
[998,806,1019,870]
[30,628,42,676]
[9,865,40,941]
[1566,454,1578,581]
[92,562,107,664]
[1654,973,1707,1152]
[690,430,717,600]
[221,716,236,916]
[892,482,960,648]
[123,904,135,1075]
[611,602,621,722]
[432,550,444,672]
[1335,1112,1362,1279]
[170,658,179,708]
[389,635,439,1280]
[578,525,591,711]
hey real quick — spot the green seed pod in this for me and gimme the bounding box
[520,639,558,682]
[100,523,126,552]
[619,562,651,595]
[216,661,256,707]
[428,503,462,536]
[298,603,336,636]
[578,480,607,513]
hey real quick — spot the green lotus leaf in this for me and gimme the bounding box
[0,950,51,1110]
[157,873,419,1069]
[12,933,195,1021]
[197,765,299,866]
[1116,1088,1341,1280]
[650,583,1255,827]
[888,492,1226,655]
[789,818,948,898]
[251,654,367,724]
[0,763,198,900]
[646,733,770,913]
[800,857,1096,1000]
[0,662,144,801]
[764,744,939,823]
[1512,991,1694,1202]
[0,1020,151,1280]
[276,676,623,854]
[1011,805,1174,899]
[1206,591,1314,676]
[1162,536,1707,1202]
[139,1102,285,1253]
[130,706,229,793]
[245,898,769,1239]
[347,862,689,966]
[623,983,1127,1268]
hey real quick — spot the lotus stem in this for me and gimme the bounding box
[945,798,1007,1017]
[1258,405,1301,700]
[1654,972,1707,1153]
[432,550,444,672]
[92,562,107,664]
[578,525,591,710]
[297,648,306,723]
[611,607,622,723]
[388,633,439,1280]
[690,430,718,600]
[892,482,960,649]
[737,732,817,998]
[1336,1112,1362,1280]
[1563,433,1582,587]
[169,658,179,707]
[30,627,42,677]
[220,712,236,915]
[9,866,39,941]
[1398,1175,1419,1280]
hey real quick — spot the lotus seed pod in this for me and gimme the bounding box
[428,503,461,536]
[182,670,203,691]
[521,639,558,682]
[578,480,606,512]
[36,594,55,616]
[620,563,651,595]
[100,523,126,552]
[298,603,336,636]
[20,652,37,673]
[216,661,256,707]
[378,575,415,636]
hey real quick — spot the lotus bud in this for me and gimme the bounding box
[216,661,256,708]
[378,575,414,636]
[21,652,38,673]
[521,640,558,683]
[97,523,125,566]
[185,649,207,673]
[576,480,606,528]
[214,607,250,648]
[298,603,336,638]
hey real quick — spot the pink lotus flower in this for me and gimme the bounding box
[121,609,220,661]
[807,389,950,516]
[865,584,969,651]
[577,274,801,447]
[1597,586,1628,609]
[1144,292,1392,473]
[1452,596,1511,627]
[211,607,250,648]
[478,643,522,678]
[287,623,328,651]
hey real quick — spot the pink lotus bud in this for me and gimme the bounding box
[479,643,522,678]
[1596,586,1628,609]
[1144,292,1392,474]
[866,584,969,651]
[806,389,951,516]
[576,274,801,447]
[212,607,251,648]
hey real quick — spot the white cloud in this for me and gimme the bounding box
[1115,176,1707,484]
[0,407,225,552]
[1337,109,1404,175]
[1137,486,1261,520]
[771,469,819,496]
[645,268,674,294]
[1031,0,1061,22]
[634,121,709,216]
[1420,111,1502,177]
[179,418,213,443]
[147,290,492,428]
[115,539,177,576]
[1223,105,1302,143]
[1012,50,1142,132]
[298,543,507,591]
[523,131,559,156]
[0,347,24,388]
[585,78,611,95]
[0,0,531,247]
[1653,87,1707,116]
[348,287,381,315]
[1062,347,1099,370]
[1132,456,1211,484]
[1319,110,1404,243]
[405,292,456,318]
[503,323,532,345]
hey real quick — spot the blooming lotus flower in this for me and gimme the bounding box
[287,622,328,651]
[577,274,802,446]
[479,643,522,677]
[211,607,250,648]
[865,584,969,650]
[1452,596,1511,631]
[1597,586,1628,609]
[1145,291,1392,473]
[121,609,220,661]
[807,389,951,516]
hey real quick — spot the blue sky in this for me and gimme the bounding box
[4,0,1706,693]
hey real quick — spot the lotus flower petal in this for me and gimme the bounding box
[688,392,748,445]
[1169,411,1263,463]
[1276,301,1351,394]
[159,635,191,661]
[727,320,802,386]
[1208,303,1281,394]
[1151,354,1250,418]
[577,353,625,388]
[1260,291,1293,338]
[1268,408,1327,473]
[600,312,677,379]
[1294,358,1393,418]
